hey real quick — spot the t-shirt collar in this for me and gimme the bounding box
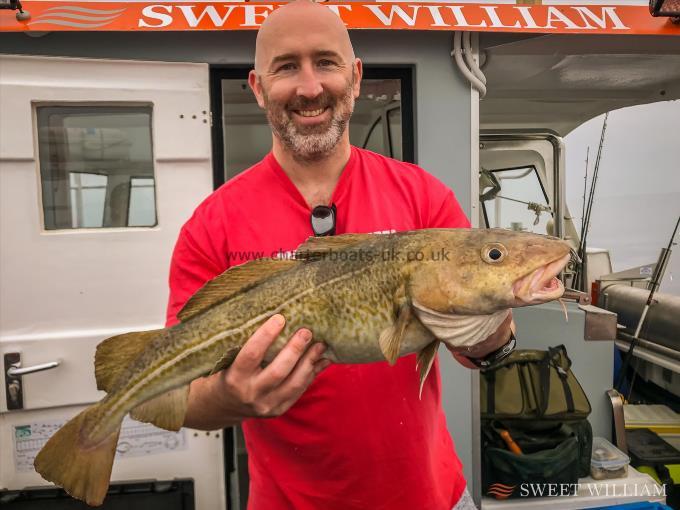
[266,146,357,210]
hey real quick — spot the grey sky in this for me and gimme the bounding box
[564,100,680,295]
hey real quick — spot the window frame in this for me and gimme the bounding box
[209,66,416,190]
[479,164,552,230]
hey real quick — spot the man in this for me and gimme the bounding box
[166,1,514,508]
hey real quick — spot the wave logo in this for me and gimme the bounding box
[487,482,516,499]
[28,6,125,29]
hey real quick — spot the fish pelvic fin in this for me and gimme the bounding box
[95,329,164,392]
[130,385,190,431]
[34,405,121,507]
[178,258,299,322]
[416,340,440,399]
[378,302,412,365]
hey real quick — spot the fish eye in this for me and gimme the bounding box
[481,243,507,264]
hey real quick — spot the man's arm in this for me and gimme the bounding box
[167,223,329,430]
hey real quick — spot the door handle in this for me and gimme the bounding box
[4,352,61,410]
[7,360,60,377]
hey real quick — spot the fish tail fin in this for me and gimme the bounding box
[34,405,121,506]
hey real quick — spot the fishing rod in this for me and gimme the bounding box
[575,148,590,290]
[580,147,590,239]
[615,214,680,393]
[575,114,608,291]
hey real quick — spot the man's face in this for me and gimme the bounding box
[250,27,362,162]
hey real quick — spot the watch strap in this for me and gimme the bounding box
[464,331,516,370]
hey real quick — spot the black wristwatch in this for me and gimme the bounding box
[464,331,516,370]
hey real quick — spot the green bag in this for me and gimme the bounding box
[480,345,591,420]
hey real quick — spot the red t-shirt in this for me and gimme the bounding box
[166,146,471,510]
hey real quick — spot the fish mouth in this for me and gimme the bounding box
[512,254,570,306]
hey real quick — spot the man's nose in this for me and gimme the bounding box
[295,63,323,99]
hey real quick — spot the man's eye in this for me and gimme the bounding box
[318,59,336,67]
[276,63,296,72]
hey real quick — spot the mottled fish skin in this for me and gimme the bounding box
[33,228,571,507]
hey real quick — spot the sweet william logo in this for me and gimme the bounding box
[27,6,125,28]
[487,483,516,499]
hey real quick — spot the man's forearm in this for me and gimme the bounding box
[183,375,243,430]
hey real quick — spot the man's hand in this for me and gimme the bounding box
[449,311,515,370]
[183,314,331,429]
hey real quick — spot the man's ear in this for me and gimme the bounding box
[248,70,266,109]
[352,58,363,99]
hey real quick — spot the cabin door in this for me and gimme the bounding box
[0,55,225,509]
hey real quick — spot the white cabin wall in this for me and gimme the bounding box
[0,30,477,482]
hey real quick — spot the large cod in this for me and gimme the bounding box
[34,228,571,506]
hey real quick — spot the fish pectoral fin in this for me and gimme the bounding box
[209,347,240,376]
[378,303,411,366]
[416,340,440,399]
[95,329,164,393]
[129,385,190,432]
[178,258,299,322]
[295,233,376,261]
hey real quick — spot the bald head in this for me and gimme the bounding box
[254,0,355,74]
[248,0,362,163]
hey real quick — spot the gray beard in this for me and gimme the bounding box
[264,81,355,164]
[277,113,348,164]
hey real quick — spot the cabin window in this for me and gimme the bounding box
[362,115,386,156]
[36,105,157,230]
[480,166,552,234]
[387,107,402,161]
[212,68,414,186]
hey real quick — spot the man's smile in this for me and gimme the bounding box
[291,106,331,123]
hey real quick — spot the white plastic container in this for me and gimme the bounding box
[591,437,630,480]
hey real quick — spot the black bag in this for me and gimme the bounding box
[480,345,593,499]
[482,420,593,499]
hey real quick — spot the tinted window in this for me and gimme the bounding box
[37,106,156,230]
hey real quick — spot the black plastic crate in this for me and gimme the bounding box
[0,479,194,509]
[626,428,680,466]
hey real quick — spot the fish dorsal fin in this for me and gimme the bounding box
[378,301,412,365]
[178,258,299,322]
[95,329,163,392]
[295,233,377,261]
[416,340,440,399]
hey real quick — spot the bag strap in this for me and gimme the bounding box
[539,349,552,416]
[540,345,575,416]
[560,373,575,413]
[552,345,575,414]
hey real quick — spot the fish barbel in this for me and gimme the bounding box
[34,228,571,506]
